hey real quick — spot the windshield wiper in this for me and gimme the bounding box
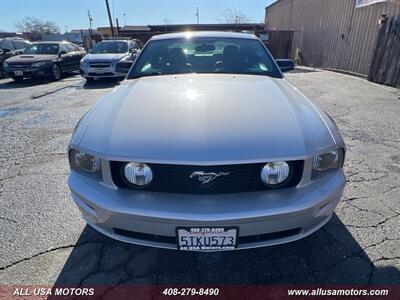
[129,72,163,79]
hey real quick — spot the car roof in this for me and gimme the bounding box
[32,41,71,45]
[150,31,258,41]
[98,40,129,43]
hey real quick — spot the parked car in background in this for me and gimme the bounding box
[68,32,346,251]
[4,41,86,81]
[80,39,140,81]
[0,37,31,78]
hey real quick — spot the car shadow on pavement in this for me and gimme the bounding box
[81,78,121,90]
[0,78,53,89]
[54,214,400,286]
[0,73,81,90]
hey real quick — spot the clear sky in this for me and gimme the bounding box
[0,0,275,32]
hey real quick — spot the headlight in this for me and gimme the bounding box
[124,162,153,186]
[261,161,290,186]
[119,55,132,62]
[312,149,344,178]
[31,61,49,68]
[80,60,89,67]
[69,149,102,179]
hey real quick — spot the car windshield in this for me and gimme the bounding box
[23,44,59,54]
[91,41,128,54]
[128,37,281,79]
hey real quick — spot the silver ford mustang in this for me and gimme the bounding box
[68,32,345,251]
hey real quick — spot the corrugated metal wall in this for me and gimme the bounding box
[265,0,400,76]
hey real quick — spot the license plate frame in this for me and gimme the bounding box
[94,68,107,74]
[14,70,23,76]
[176,226,239,251]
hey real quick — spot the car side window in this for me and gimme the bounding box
[59,44,68,53]
[67,44,80,52]
[12,41,28,49]
[0,40,14,50]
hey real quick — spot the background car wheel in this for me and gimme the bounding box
[12,76,23,82]
[85,77,94,83]
[51,64,61,81]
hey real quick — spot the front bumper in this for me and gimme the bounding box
[81,64,125,78]
[5,65,52,77]
[68,169,345,250]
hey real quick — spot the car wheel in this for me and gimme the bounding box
[12,76,23,82]
[51,64,62,81]
[0,68,5,79]
[85,77,94,82]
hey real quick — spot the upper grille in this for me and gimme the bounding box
[9,63,30,69]
[110,161,304,194]
[89,62,111,68]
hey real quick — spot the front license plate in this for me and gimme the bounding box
[177,227,238,251]
[94,68,106,74]
[14,70,23,76]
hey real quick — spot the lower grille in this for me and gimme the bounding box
[110,161,304,194]
[113,227,302,246]
[88,72,114,76]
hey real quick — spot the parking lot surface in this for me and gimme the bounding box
[0,70,399,291]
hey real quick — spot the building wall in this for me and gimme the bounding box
[265,0,400,76]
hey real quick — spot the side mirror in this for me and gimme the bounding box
[276,59,295,72]
[59,50,67,57]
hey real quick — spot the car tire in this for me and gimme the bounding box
[85,77,94,82]
[12,76,23,82]
[0,67,5,79]
[51,64,62,81]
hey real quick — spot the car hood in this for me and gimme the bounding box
[83,53,127,62]
[76,74,337,164]
[6,54,57,63]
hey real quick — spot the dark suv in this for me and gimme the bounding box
[0,37,31,78]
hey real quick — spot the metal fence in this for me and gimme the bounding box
[265,0,400,87]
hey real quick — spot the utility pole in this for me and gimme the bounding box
[115,18,120,37]
[87,10,93,46]
[123,13,126,26]
[196,7,199,24]
[105,0,115,38]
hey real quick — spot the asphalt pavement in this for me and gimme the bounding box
[0,69,399,293]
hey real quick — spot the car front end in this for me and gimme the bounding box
[4,59,54,78]
[68,32,346,251]
[68,148,345,250]
[80,41,135,79]
[80,57,127,79]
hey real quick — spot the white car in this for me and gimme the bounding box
[69,32,346,251]
[80,40,139,81]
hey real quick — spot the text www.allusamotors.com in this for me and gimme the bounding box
[288,288,389,297]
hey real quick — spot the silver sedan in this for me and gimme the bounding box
[68,32,345,251]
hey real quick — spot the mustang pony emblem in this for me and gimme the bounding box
[190,171,230,184]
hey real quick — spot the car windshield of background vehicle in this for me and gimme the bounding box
[128,37,282,79]
[91,41,128,54]
[23,43,59,54]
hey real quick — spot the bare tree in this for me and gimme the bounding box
[222,9,250,24]
[16,17,60,34]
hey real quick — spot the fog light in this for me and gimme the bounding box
[261,161,290,186]
[124,162,153,186]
